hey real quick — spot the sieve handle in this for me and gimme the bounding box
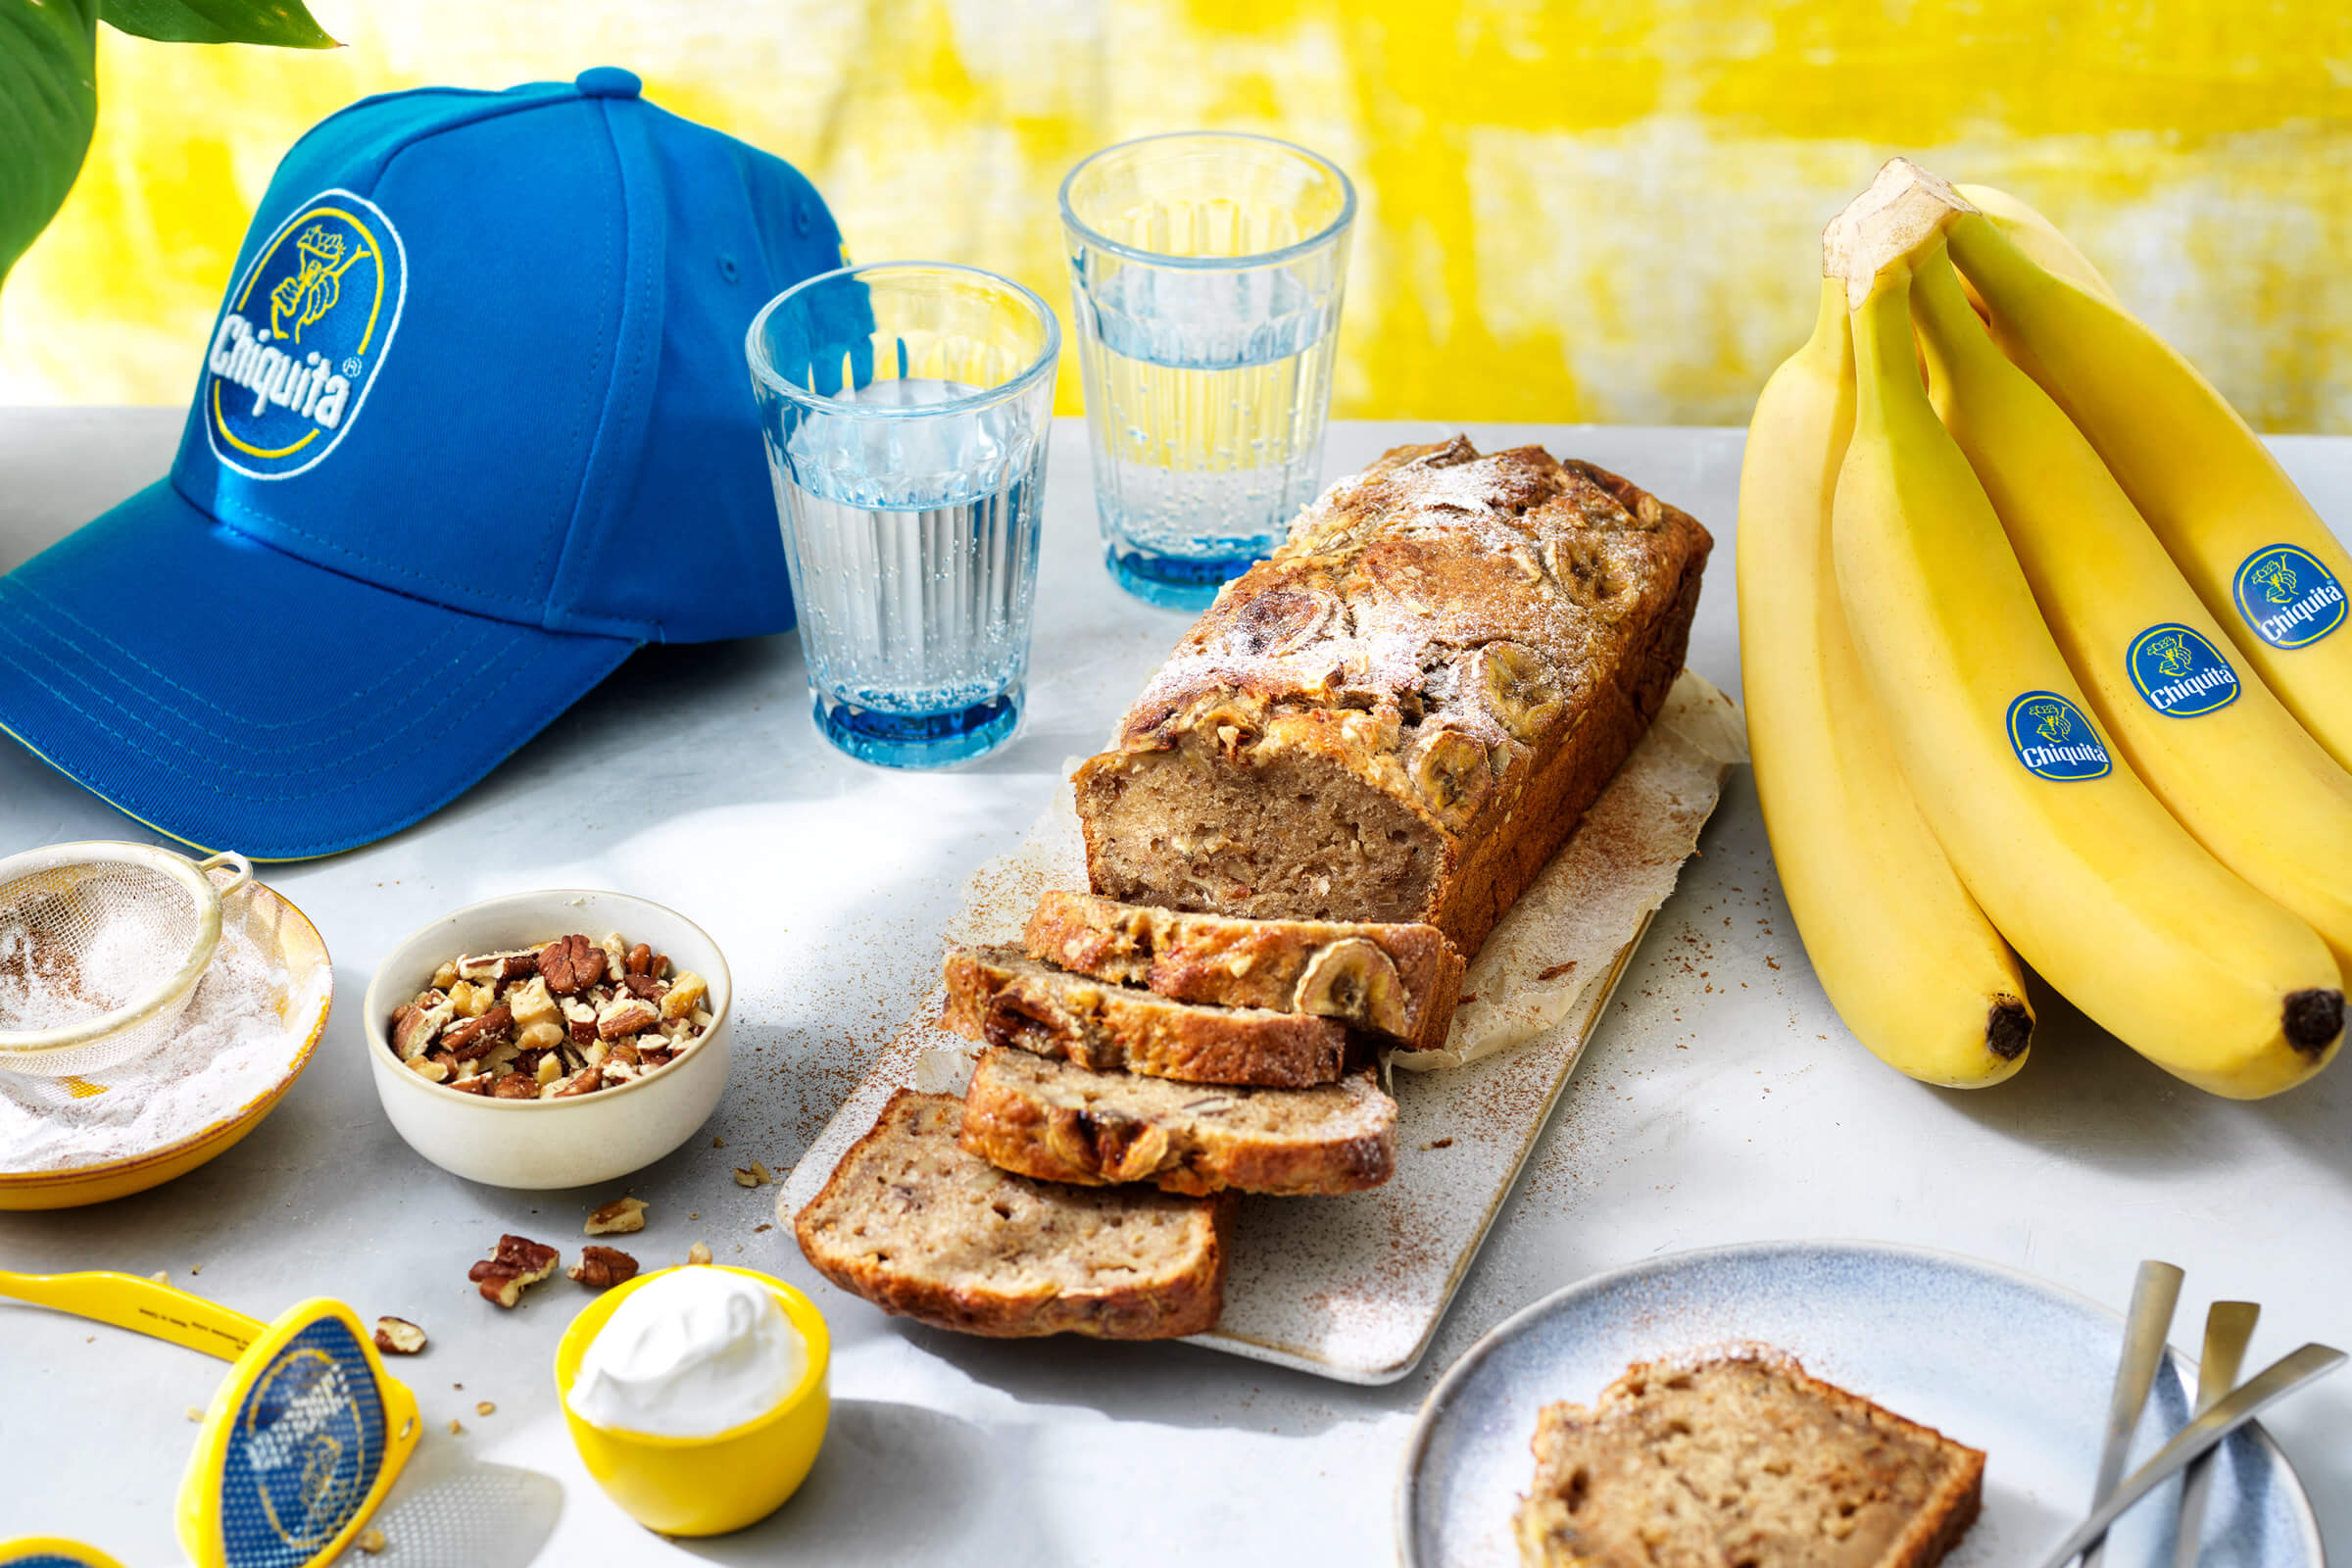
[192,852,252,901]
[0,1268,265,1360]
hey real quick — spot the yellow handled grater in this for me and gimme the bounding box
[0,1269,418,1568]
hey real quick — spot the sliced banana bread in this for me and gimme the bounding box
[960,1046,1396,1196]
[1022,890,1463,1051]
[1074,438,1711,955]
[942,945,1348,1088]
[1514,1347,1984,1568]
[794,1090,1231,1340]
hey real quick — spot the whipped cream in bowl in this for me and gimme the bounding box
[555,1263,833,1536]
[567,1266,807,1438]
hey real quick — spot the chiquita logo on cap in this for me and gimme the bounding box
[2005,691,2112,781]
[204,188,406,479]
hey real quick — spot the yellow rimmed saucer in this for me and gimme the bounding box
[0,880,332,1210]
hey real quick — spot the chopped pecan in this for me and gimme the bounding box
[621,973,667,1001]
[606,1039,642,1068]
[445,1074,491,1096]
[372,1316,427,1355]
[549,1066,601,1099]
[440,1005,514,1060]
[456,950,537,984]
[585,1196,648,1235]
[467,1235,558,1307]
[490,1072,539,1100]
[597,996,660,1040]
[568,1245,639,1289]
[393,991,453,1059]
[624,942,653,977]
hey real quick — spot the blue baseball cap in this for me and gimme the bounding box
[0,69,844,859]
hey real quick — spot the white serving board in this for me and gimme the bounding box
[781,675,1738,1384]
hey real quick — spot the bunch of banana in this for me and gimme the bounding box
[1740,160,2348,1099]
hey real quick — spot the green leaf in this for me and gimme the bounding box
[0,0,100,293]
[100,0,337,47]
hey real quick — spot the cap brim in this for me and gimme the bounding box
[0,480,638,859]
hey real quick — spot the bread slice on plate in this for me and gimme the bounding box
[1514,1346,1984,1568]
[794,1089,1231,1340]
[941,945,1348,1088]
[959,1046,1396,1197]
[1023,890,1464,1051]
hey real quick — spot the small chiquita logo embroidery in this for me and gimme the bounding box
[204,189,406,479]
[2006,692,2112,781]
[2232,544,2345,650]
[2127,623,2240,717]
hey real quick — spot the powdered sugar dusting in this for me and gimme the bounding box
[1116,439,1696,780]
[0,887,317,1174]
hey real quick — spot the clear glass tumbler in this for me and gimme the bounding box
[1060,131,1356,610]
[746,263,1059,768]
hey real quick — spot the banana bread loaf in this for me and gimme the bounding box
[1515,1347,1984,1568]
[942,945,1349,1088]
[1023,891,1463,1050]
[794,1090,1231,1339]
[1074,438,1711,955]
[960,1046,1396,1196]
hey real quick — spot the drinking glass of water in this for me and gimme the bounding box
[1060,131,1355,609]
[746,263,1059,768]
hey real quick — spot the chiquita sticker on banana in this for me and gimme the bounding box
[2232,545,2346,651]
[2127,624,2240,717]
[2005,692,2112,780]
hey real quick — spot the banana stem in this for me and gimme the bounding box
[1850,259,1926,431]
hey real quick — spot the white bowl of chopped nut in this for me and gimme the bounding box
[363,891,732,1188]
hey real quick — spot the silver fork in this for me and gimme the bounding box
[2172,1302,2261,1566]
[2084,1260,2184,1568]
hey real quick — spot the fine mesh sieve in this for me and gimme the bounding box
[0,842,253,1078]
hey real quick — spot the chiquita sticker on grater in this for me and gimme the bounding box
[203,189,407,480]
[2005,692,2112,781]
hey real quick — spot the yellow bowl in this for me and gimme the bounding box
[0,880,332,1210]
[555,1265,831,1537]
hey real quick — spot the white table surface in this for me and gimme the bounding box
[1,410,2346,1565]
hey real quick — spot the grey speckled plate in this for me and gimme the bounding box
[1399,1241,2322,1568]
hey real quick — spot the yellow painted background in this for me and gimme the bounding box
[4,0,2348,430]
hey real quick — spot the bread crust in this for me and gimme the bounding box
[960,1047,1396,1196]
[794,1090,1231,1340]
[1074,437,1711,955]
[1023,891,1463,1050]
[942,945,1348,1088]
[1515,1346,1984,1568]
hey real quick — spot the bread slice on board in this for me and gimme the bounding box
[959,1046,1396,1197]
[1023,891,1463,1051]
[793,1090,1231,1340]
[941,945,1348,1088]
[1514,1346,1984,1568]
